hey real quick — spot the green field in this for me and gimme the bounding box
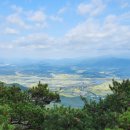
[0,73,115,97]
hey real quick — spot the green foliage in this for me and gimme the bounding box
[82,97,118,130]
[105,128,123,130]
[0,85,28,104]
[0,105,15,130]
[82,79,130,130]
[118,107,130,129]
[9,103,92,130]
[106,79,130,113]
[28,81,60,106]
[0,79,129,130]
[42,106,93,130]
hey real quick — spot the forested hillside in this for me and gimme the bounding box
[0,80,130,130]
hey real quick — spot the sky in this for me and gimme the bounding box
[0,0,130,59]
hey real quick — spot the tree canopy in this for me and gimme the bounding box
[0,79,130,130]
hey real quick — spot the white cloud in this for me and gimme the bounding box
[58,7,67,15]
[2,12,130,58]
[13,33,56,48]
[49,6,67,23]
[50,15,63,22]
[6,13,29,29]
[64,14,130,57]
[78,0,106,16]
[78,3,93,15]
[0,44,13,49]
[4,27,19,34]
[5,7,49,31]
[11,5,23,13]
[27,10,48,29]
[0,1,130,59]
[121,2,129,8]
[28,10,46,22]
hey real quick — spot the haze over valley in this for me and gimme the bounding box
[0,57,130,107]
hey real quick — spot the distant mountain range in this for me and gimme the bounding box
[0,57,130,78]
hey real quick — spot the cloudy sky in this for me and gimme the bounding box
[0,0,130,59]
